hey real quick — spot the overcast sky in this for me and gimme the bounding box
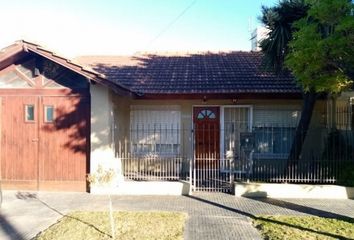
[0,0,276,57]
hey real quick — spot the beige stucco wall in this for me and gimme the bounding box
[90,85,122,190]
[90,86,194,194]
[333,90,354,129]
[337,90,354,102]
[301,100,328,159]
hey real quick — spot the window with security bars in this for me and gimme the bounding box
[223,107,252,172]
[130,106,181,155]
[223,107,250,159]
[253,108,300,158]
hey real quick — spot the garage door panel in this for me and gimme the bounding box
[1,96,39,182]
[1,95,89,191]
[39,96,89,183]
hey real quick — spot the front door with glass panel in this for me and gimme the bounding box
[193,107,229,192]
[194,107,220,168]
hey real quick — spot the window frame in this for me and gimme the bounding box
[130,106,181,156]
[44,105,55,123]
[24,104,36,123]
[197,109,217,120]
[0,62,36,89]
[252,108,300,160]
[220,105,253,159]
[252,125,296,159]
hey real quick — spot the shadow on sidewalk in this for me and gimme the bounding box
[187,194,353,239]
[15,192,112,238]
[0,214,25,240]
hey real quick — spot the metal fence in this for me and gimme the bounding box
[116,126,191,181]
[116,108,354,189]
[235,124,353,185]
[120,153,189,181]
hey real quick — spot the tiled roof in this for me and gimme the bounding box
[76,52,301,95]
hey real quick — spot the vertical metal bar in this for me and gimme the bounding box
[193,125,196,192]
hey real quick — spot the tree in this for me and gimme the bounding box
[259,0,308,73]
[285,0,354,162]
[260,0,354,164]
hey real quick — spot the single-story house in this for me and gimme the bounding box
[0,40,353,194]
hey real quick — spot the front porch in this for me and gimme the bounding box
[90,86,354,194]
[118,120,354,194]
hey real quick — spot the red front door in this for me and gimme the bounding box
[193,107,220,168]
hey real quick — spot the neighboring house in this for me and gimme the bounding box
[0,41,352,193]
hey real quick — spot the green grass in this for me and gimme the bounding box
[34,211,187,240]
[253,215,354,240]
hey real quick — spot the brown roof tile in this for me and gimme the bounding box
[76,52,300,96]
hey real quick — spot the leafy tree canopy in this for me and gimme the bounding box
[285,0,354,93]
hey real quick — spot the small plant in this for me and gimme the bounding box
[87,165,115,186]
[87,165,116,239]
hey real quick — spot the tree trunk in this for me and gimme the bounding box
[287,91,317,165]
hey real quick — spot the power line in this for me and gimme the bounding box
[140,0,197,52]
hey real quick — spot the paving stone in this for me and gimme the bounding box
[1,191,354,240]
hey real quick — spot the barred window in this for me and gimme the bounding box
[253,108,300,159]
[130,106,181,155]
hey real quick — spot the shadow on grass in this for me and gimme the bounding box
[187,194,353,240]
[248,197,354,220]
[15,192,112,239]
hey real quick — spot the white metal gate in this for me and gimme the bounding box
[192,157,232,192]
[191,106,252,193]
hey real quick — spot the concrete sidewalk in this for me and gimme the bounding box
[1,191,353,240]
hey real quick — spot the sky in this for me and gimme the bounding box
[0,0,277,57]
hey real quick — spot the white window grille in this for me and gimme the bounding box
[253,106,301,159]
[130,105,181,155]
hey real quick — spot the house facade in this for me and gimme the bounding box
[0,41,352,193]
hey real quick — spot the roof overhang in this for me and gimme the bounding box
[0,40,134,97]
[134,92,304,100]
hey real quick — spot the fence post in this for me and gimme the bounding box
[190,128,195,194]
[229,155,235,193]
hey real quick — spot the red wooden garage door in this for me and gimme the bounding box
[0,95,89,191]
[0,57,90,192]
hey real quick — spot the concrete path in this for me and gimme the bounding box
[0,191,354,240]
